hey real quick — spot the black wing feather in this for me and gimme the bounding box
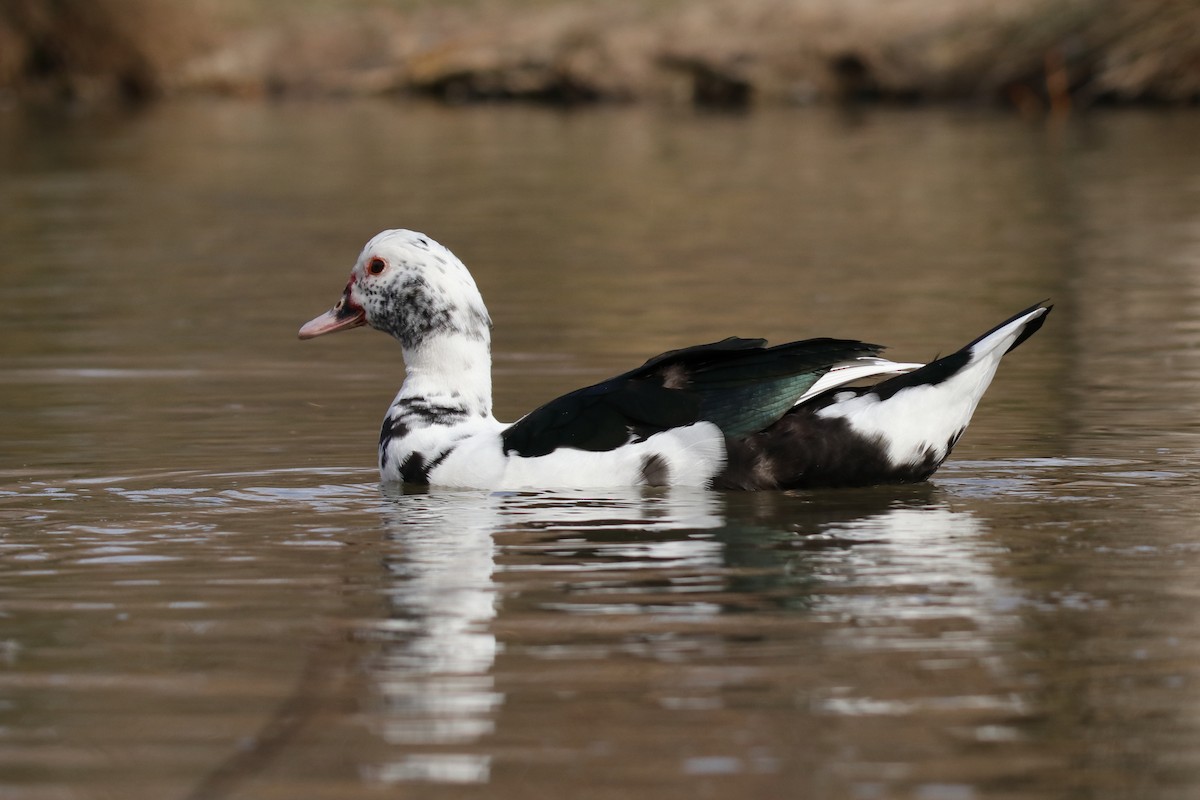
[501,337,882,458]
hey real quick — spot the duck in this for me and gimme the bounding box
[299,229,1050,490]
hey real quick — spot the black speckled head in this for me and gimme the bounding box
[304,229,493,350]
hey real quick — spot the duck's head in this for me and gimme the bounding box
[299,229,491,350]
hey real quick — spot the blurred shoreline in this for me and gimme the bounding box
[1,0,1197,111]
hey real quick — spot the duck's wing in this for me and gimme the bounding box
[793,356,925,405]
[500,336,883,458]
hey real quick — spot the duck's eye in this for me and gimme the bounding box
[367,257,387,275]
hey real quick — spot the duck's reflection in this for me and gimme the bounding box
[363,484,996,784]
[364,487,727,783]
[363,491,502,784]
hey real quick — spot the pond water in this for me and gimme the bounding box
[1,100,1199,800]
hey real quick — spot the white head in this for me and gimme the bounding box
[299,229,491,350]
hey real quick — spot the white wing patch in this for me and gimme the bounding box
[796,357,924,406]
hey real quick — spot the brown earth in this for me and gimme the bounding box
[2,0,1197,109]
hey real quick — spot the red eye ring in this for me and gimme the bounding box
[367,257,387,275]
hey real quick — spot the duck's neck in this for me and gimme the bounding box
[397,334,493,419]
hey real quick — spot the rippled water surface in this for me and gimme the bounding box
[2,102,1199,799]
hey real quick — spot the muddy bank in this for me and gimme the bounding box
[2,0,1198,108]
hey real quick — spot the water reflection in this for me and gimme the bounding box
[5,456,1198,798]
[362,487,727,784]
[364,492,500,784]
[360,484,1010,786]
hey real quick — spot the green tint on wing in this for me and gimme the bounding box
[501,336,882,457]
[675,338,883,437]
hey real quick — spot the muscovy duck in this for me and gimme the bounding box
[300,229,1050,490]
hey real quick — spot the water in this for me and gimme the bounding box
[2,100,1199,799]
